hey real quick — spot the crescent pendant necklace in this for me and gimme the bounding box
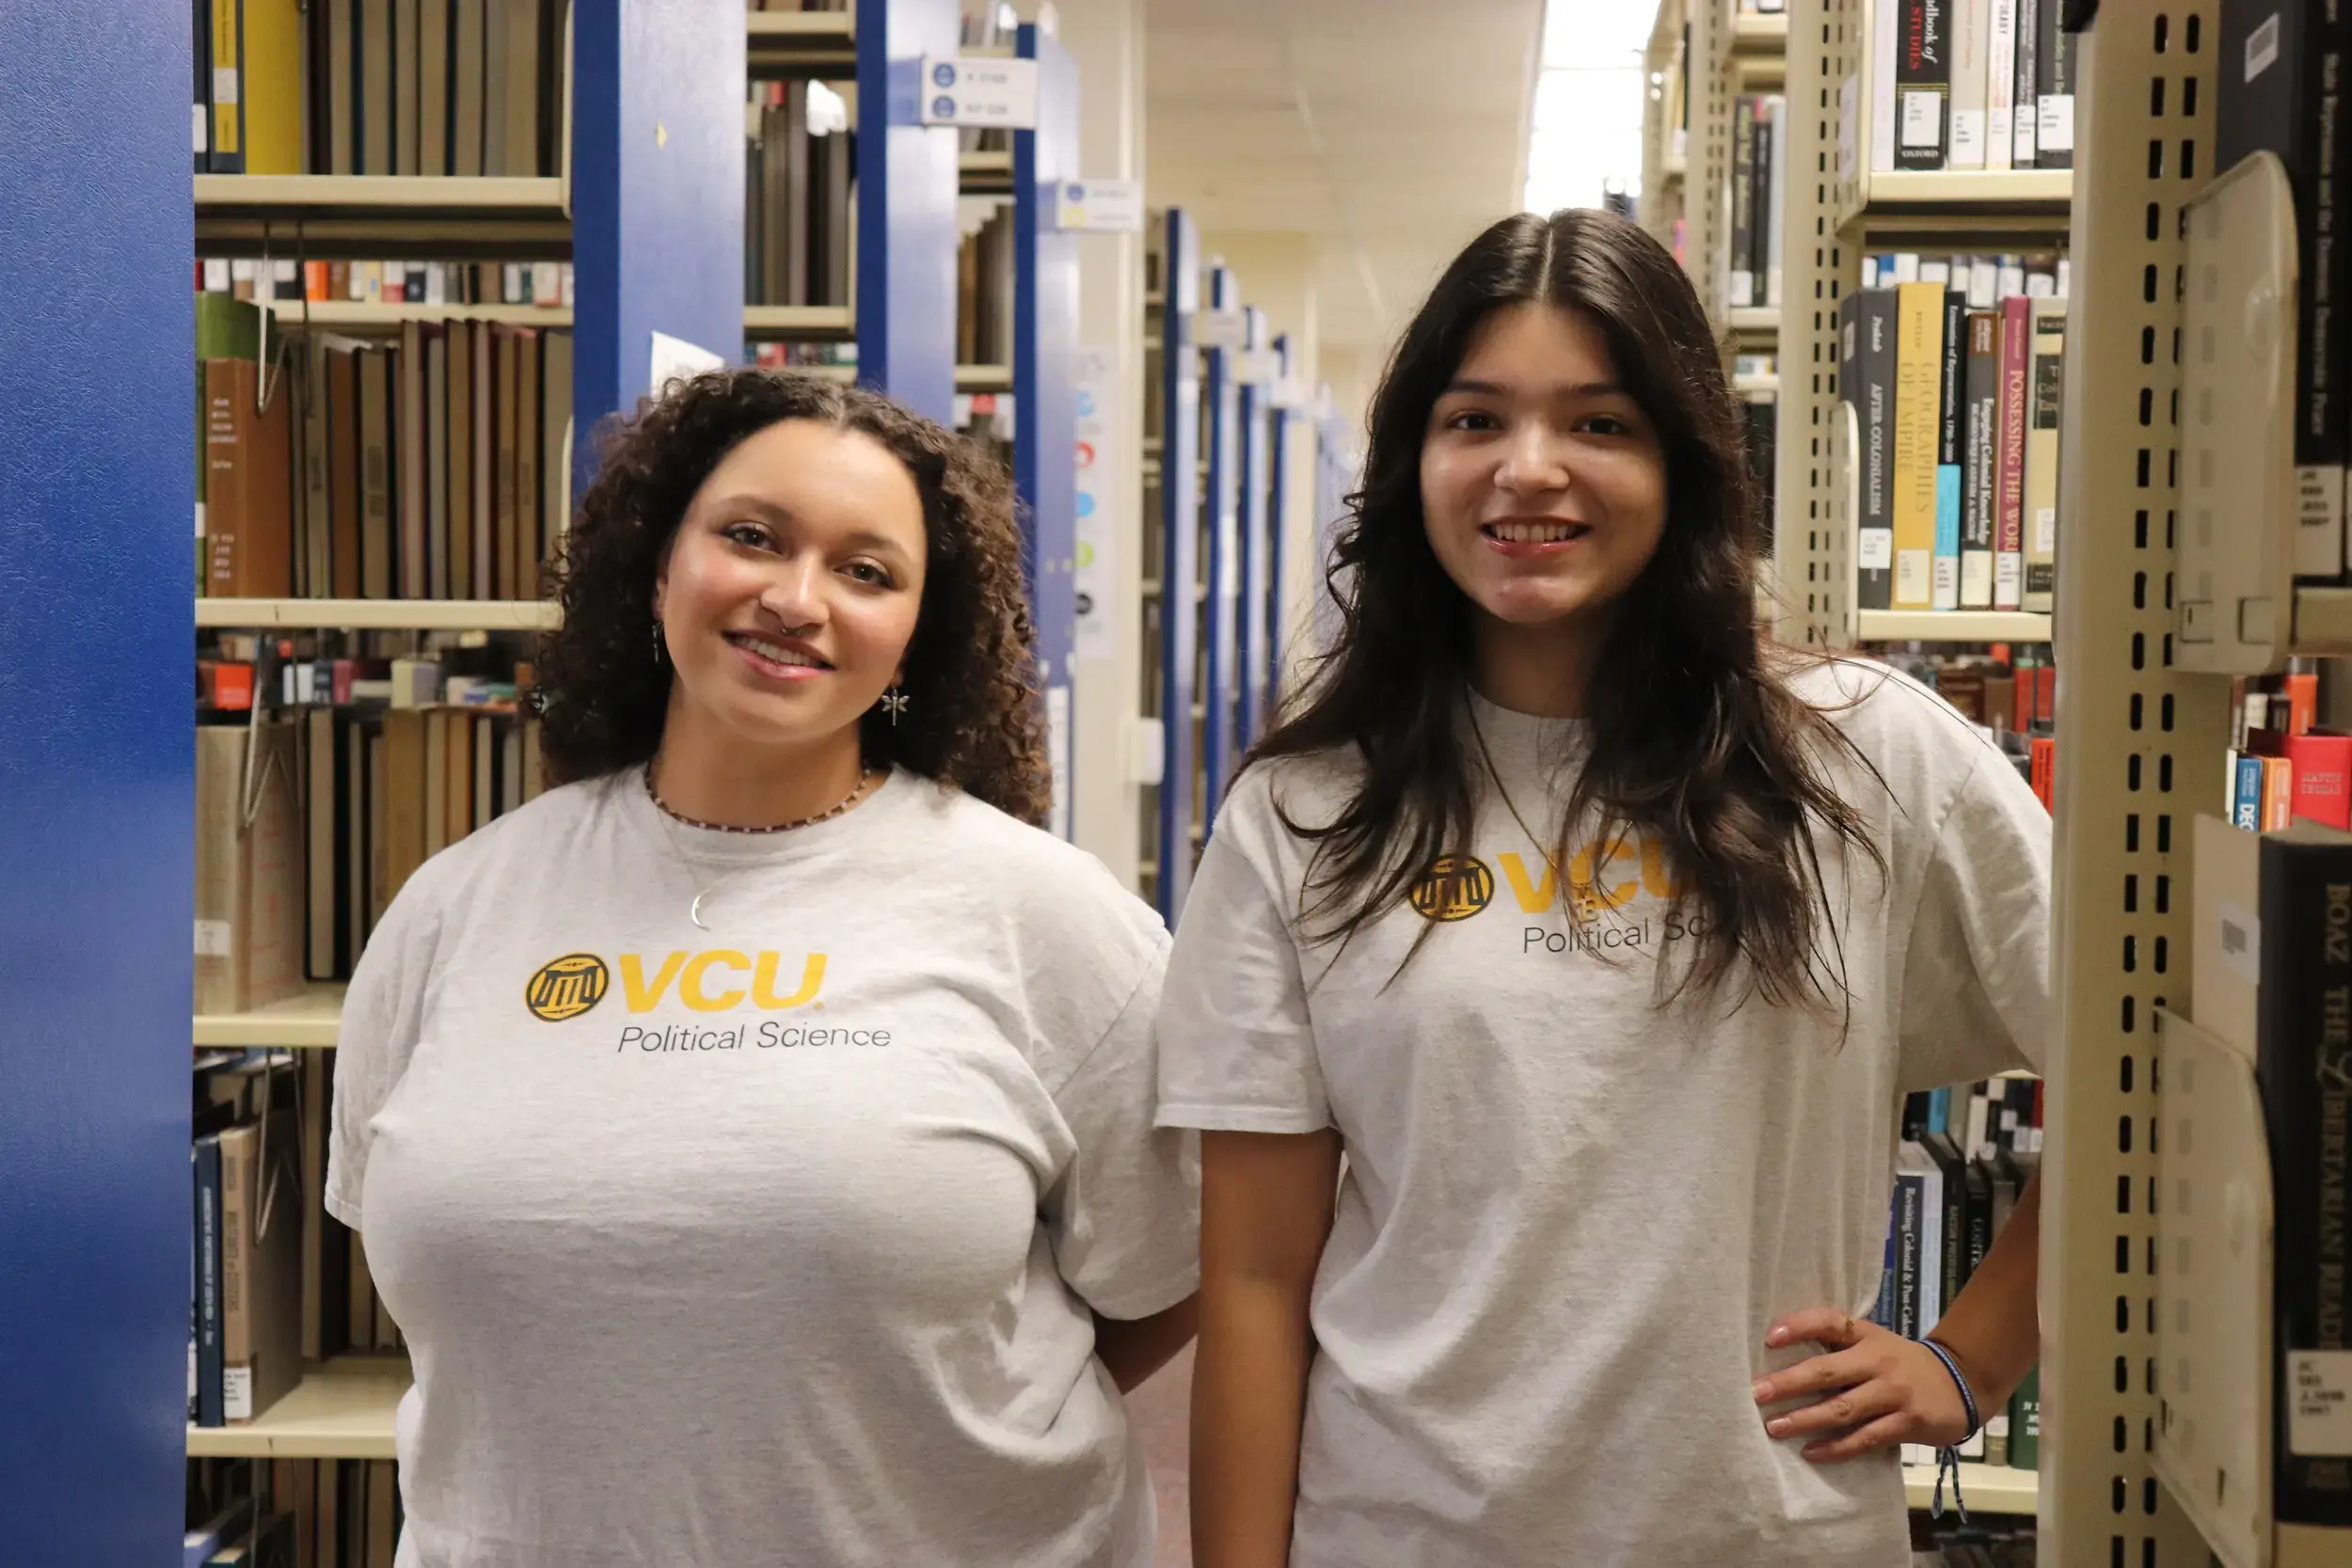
[644,761,884,930]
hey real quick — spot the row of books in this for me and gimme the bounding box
[1869,645,2058,737]
[1869,0,2074,172]
[1727,95,1786,310]
[1838,282,2065,614]
[199,258,575,311]
[196,687,547,1009]
[2192,816,2352,1533]
[960,203,1020,370]
[2218,0,2352,581]
[1860,252,2066,298]
[198,293,574,602]
[2223,669,2352,831]
[187,1455,402,1568]
[193,0,561,178]
[746,81,855,309]
[1876,1079,2043,1470]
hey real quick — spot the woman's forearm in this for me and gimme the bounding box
[1094,1295,1200,1393]
[1929,1167,2042,1414]
[1192,1275,1317,1568]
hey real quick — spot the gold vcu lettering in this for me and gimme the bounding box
[524,951,827,1022]
[1496,836,1682,915]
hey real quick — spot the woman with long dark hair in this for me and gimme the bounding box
[327,371,1198,1567]
[1158,209,2047,1566]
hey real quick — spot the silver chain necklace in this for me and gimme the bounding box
[643,764,883,930]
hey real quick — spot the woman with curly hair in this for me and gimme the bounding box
[325,370,1200,1568]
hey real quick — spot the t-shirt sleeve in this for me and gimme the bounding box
[324,875,442,1230]
[1153,817,1330,1135]
[1896,747,2053,1093]
[1041,943,1201,1321]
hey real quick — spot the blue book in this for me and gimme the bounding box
[1928,1085,1953,1135]
[1933,466,1963,610]
[2233,752,2265,831]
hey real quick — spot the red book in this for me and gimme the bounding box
[1994,298,2031,610]
[2029,736,2058,812]
[2285,732,2352,829]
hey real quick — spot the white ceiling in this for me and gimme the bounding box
[1143,0,1545,353]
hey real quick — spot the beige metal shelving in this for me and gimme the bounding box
[193,984,345,1051]
[195,599,558,631]
[186,1359,408,1460]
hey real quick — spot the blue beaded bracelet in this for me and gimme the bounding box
[1918,1338,1979,1523]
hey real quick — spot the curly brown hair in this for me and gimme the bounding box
[534,368,1050,824]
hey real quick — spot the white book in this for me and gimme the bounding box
[1950,0,1990,168]
[1986,0,2017,169]
[1872,0,1899,171]
[1921,260,1951,284]
[1969,258,1998,308]
[1887,251,1922,283]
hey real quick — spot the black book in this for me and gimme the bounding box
[195,1132,226,1429]
[2218,0,2348,578]
[1731,97,1756,309]
[1851,289,1899,610]
[2034,0,2074,170]
[1895,0,1949,170]
[1751,101,1774,296]
[2256,825,2352,1526]
[1921,1132,1972,1315]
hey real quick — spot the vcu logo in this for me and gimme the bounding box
[1409,856,1494,922]
[527,953,612,1022]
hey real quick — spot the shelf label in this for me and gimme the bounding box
[919,56,1040,129]
[1052,180,1145,233]
[1857,528,1894,571]
[2290,1351,2352,1456]
[1239,348,1284,386]
[196,920,232,958]
[1195,311,1248,351]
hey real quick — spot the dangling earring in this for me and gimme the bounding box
[650,616,666,664]
[881,685,910,726]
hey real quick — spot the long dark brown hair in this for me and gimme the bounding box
[535,369,1050,824]
[1255,208,1883,1011]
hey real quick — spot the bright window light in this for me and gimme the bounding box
[1524,0,1650,214]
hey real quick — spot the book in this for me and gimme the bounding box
[195,721,307,1017]
[2217,0,2349,580]
[2023,297,2064,612]
[195,1132,226,1428]
[2252,825,2352,1527]
[1962,309,1999,607]
[1847,290,1899,610]
[1994,296,2030,610]
[2033,0,2074,169]
[1934,289,1967,610]
[2286,731,2352,828]
[1950,0,1990,167]
[1893,282,1947,610]
[1895,0,1950,169]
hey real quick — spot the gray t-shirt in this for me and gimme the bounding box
[326,768,1199,1568]
[1155,659,2049,1568]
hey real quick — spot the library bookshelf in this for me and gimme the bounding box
[1759,0,2352,1560]
[195,600,559,632]
[193,985,345,1052]
[185,1359,408,1462]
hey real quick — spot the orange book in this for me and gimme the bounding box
[2263,753,2296,830]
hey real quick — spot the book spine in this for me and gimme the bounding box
[2025,298,2064,612]
[1893,282,1945,609]
[2007,1364,2041,1467]
[1994,295,2029,609]
[1934,289,1967,610]
[1731,97,1756,308]
[1764,96,1788,306]
[1856,291,1899,610]
[2010,0,2039,165]
[1949,0,1989,167]
[219,1124,256,1423]
[1874,0,1902,170]
[1985,0,2015,168]
[2256,832,2352,1526]
[1870,1191,1900,1328]
[1894,0,1951,169]
[2035,0,2074,168]
[1962,309,1999,607]
[196,1134,225,1428]
[2265,754,2297,832]
[2235,751,2266,829]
